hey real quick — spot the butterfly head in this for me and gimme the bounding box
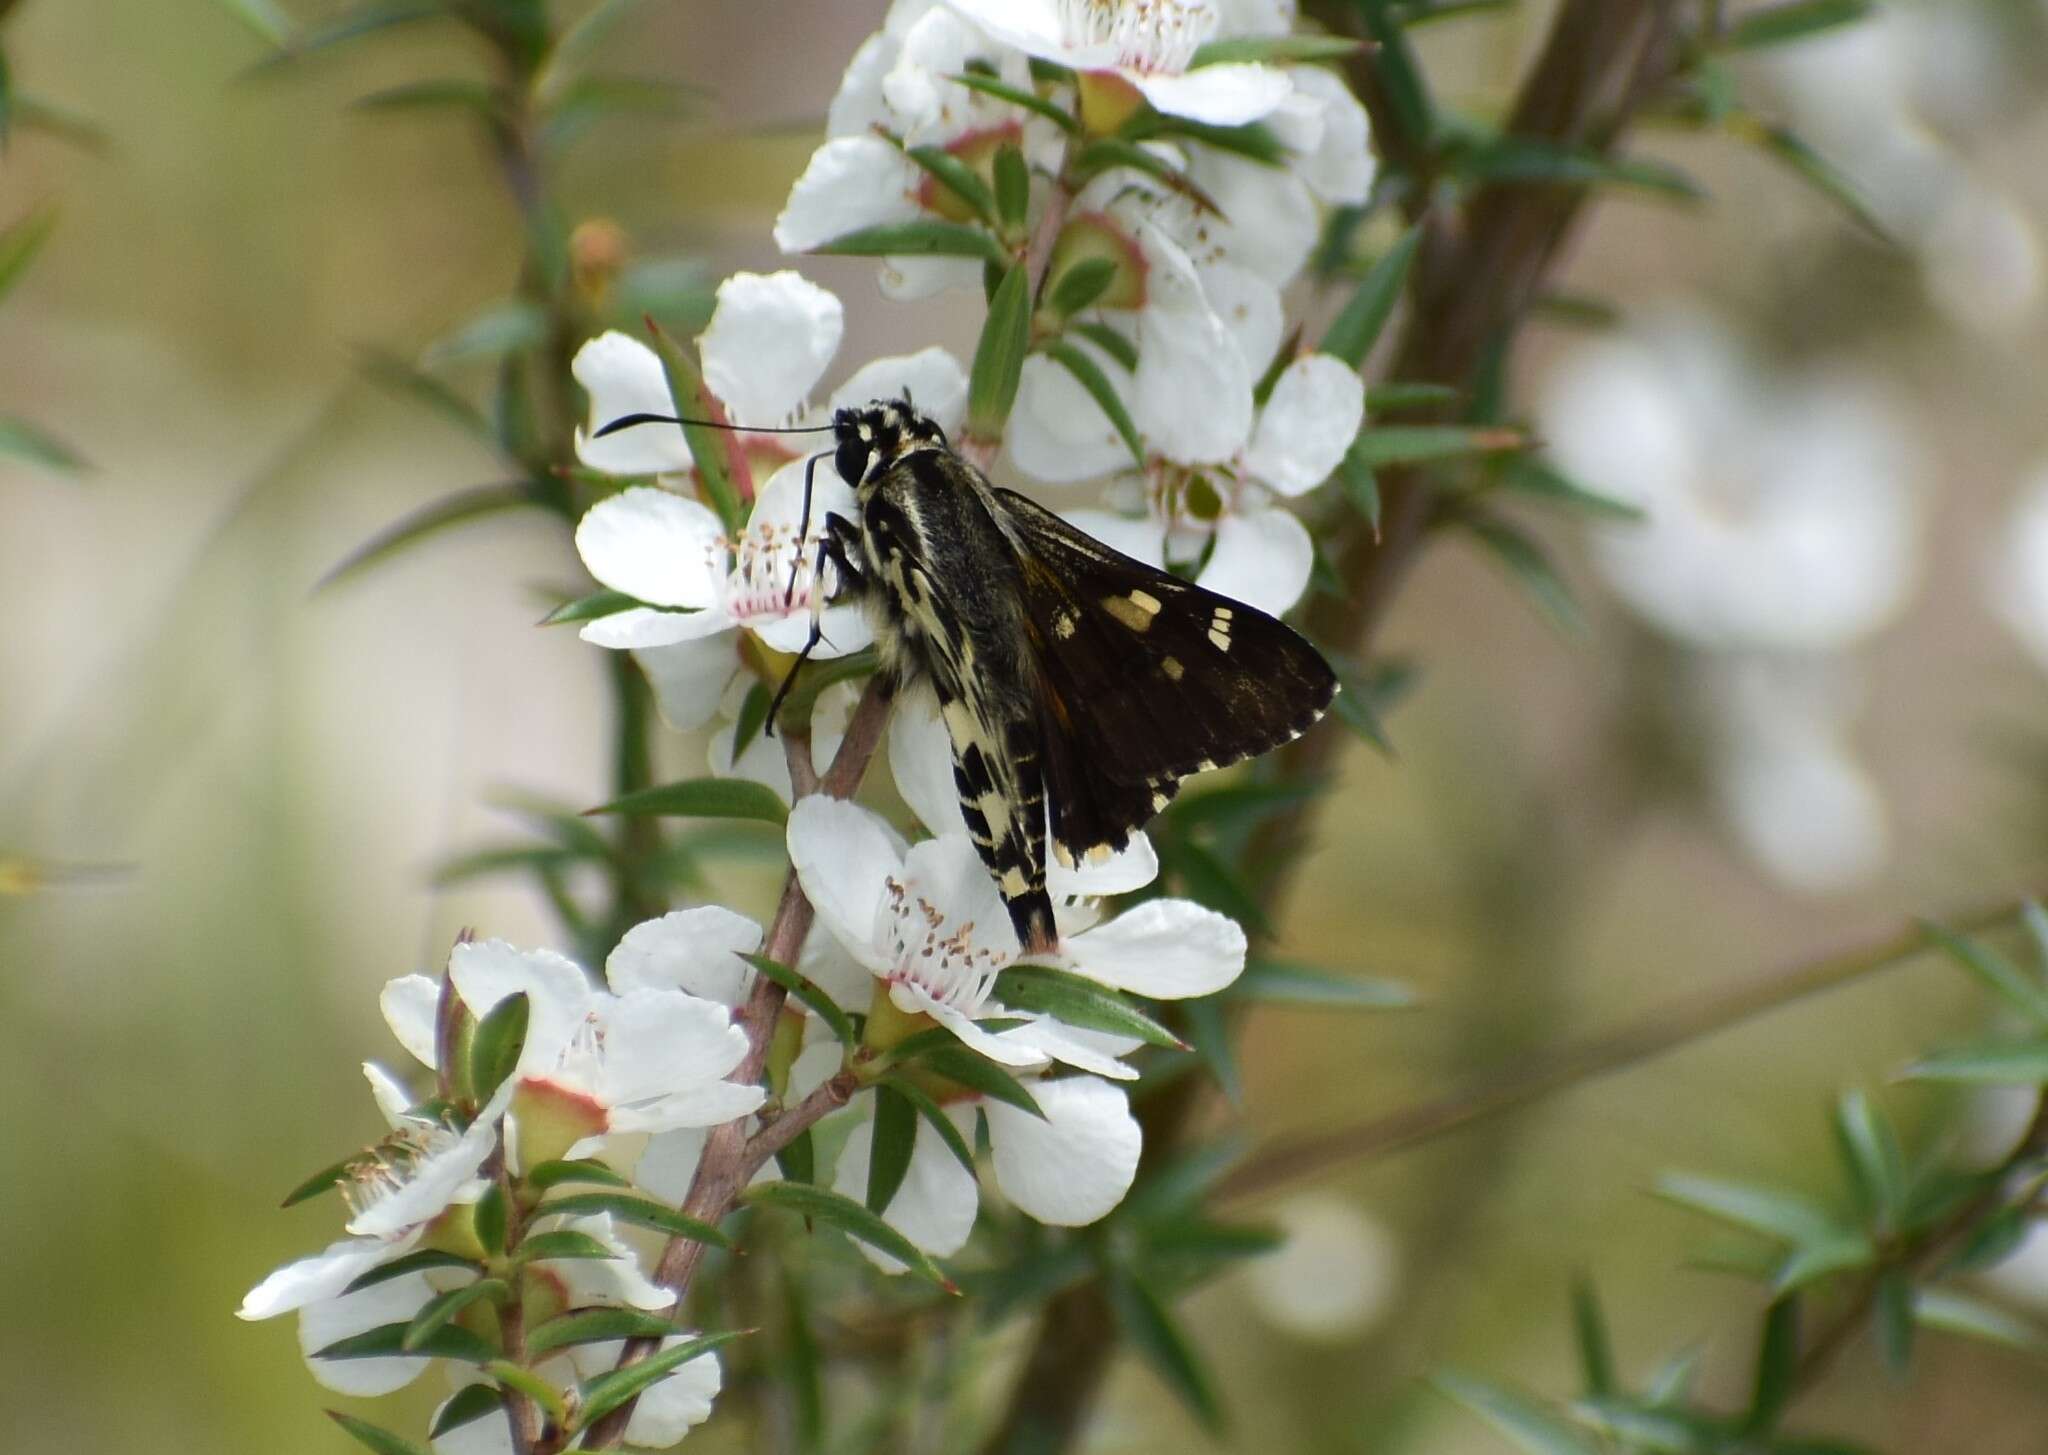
[830,399,949,489]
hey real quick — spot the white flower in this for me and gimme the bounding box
[787,796,1244,1077]
[430,1335,723,1453]
[379,936,764,1170]
[1692,655,1888,895]
[1540,311,1923,653]
[945,0,1293,126]
[707,677,858,805]
[831,1073,1142,1270]
[1239,1192,1400,1342]
[571,286,965,731]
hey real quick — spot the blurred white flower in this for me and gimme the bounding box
[1692,655,1889,894]
[945,0,1293,126]
[430,1334,723,1453]
[1240,1192,1400,1342]
[1990,466,2048,672]
[1542,310,1923,653]
[707,676,858,804]
[831,1072,1143,1271]
[379,936,764,1169]
[787,795,1244,1077]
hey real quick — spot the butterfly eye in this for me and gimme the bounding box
[835,438,870,486]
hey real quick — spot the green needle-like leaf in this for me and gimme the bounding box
[576,1330,750,1429]
[326,1411,433,1455]
[740,952,857,1046]
[1109,1271,1226,1432]
[314,1319,497,1366]
[967,262,1033,441]
[994,964,1183,1047]
[403,1279,509,1352]
[540,1191,731,1246]
[743,1183,958,1289]
[528,1307,680,1355]
[1654,1173,1845,1246]
[814,219,1008,265]
[1322,226,1419,368]
[1040,339,1144,465]
[428,1384,505,1438]
[1432,1371,1600,1455]
[866,1083,918,1214]
[586,777,789,826]
[469,992,530,1106]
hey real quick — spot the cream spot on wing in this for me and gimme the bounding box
[1208,627,1231,651]
[1129,589,1162,615]
[999,868,1031,897]
[1054,610,1078,640]
[1161,655,1184,681]
[1053,842,1076,868]
[942,700,979,742]
[1195,758,1218,773]
[1104,595,1154,632]
[1214,606,1233,621]
[1151,791,1173,811]
[1086,843,1114,864]
[976,791,1012,836]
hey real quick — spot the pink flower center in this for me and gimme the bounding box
[1058,0,1217,74]
[879,874,1007,1012]
[723,522,825,625]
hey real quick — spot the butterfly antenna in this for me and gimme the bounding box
[592,412,835,439]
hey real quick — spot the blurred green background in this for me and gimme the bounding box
[5,1,2048,1451]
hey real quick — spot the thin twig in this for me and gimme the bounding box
[1215,893,2044,1204]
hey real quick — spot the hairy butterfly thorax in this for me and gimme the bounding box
[594,395,1338,956]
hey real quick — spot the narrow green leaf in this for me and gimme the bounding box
[1831,1089,1905,1228]
[0,416,86,474]
[1498,456,1644,521]
[994,964,1183,1047]
[1144,1216,1283,1263]
[540,1191,731,1247]
[1653,1173,1844,1246]
[342,1249,485,1295]
[214,0,294,45]
[421,298,549,368]
[2021,898,2048,970]
[352,78,500,117]
[586,777,789,826]
[1645,1345,1703,1407]
[880,1075,976,1173]
[993,143,1030,231]
[1904,1040,2048,1084]
[646,318,744,534]
[1322,227,1418,368]
[0,205,59,303]
[1570,1276,1615,1396]
[548,0,649,74]
[947,70,1079,134]
[1046,256,1120,318]
[1184,994,1241,1102]
[781,1265,826,1453]
[906,144,998,227]
[731,679,773,762]
[967,262,1032,440]
[355,348,497,445]
[1571,1396,1724,1450]
[1350,423,1523,467]
[538,588,649,626]
[1040,339,1144,465]
[1336,440,1380,530]
[776,1126,816,1184]
[1189,35,1362,66]
[1235,957,1415,1010]
[1128,113,1285,165]
[1109,1271,1225,1432]
[1951,1202,2030,1273]
[743,1183,958,1289]
[403,1278,508,1352]
[576,1330,750,1428]
[740,952,856,1046]
[428,1384,504,1438]
[1773,1232,1876,1292]
[1464,515,1582,635]
[1915,1287,2048,1358]
[1747,1296,1801,1433]
[12,95,109,152]
[326,1411,431,1455]
[1432,1371,1599,1455]
[528,1307,678,1355]
[511,1229,619,1264]
[1160,833,1272,936]
[1876,1269,1915,1374]
[914,1042,1045,1119]
[1070,319,1138,373]
[1921,920,2048,1026]
[814,219,1007,265]
[282,1156,354,1208]
[1353,0,1433,144]
[1722,0,1872,50]
[469,992,530,1105]
[313,1319,497,1365]
[866,1083,918,1214]
[1459,138,1702,199]
[1069,137,1223,215]
[317,483,541,590]
[1742,117,1890,242]
[472,1182,509,1258]
[1365,381,1460,411]
[485,1360,571,1422]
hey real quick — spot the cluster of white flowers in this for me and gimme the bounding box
[1541,308,1924,893]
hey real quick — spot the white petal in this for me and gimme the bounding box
[1061,509,1166,566]
[1246,353,1364,496]
[633,1127,707,1204]
[1065,898,1246,998]
[594,988,753,1111]
[633,636,740,732]
[1133,223,1254,465]
[622,1335,723,1446]
[1186,148,1320,287]
[826,28,896,137]
[900,833,1021,964]
[1196,506,1312,616]
[774,135,922,254]
[299,1272,436,1396]
[1047,831,1160,898]
[1286,64,1375,205]
[430,1390,517,1455]
[363,1061,417,1127]
[572,332,692,475]
[986,1076,1141,1225]
[449,939,596,1077]
[238,1236,406,1320]
[799,920,879,1012]
[911,988,1052,1069]
[1000,1019,1140,1080]
[607,907,762,1006]
[887,690,972,838]
[1007,350,1135,485]
[788,1030,846,1102]
[731,457,873,659]
[347,1109,502,1239]
[1131,62,1292,126]
[786,796,899,973]
[698,271,844,428]
[1197,260,1283,385]
[941,0,1073,63]
[827,346,970,434]
[380,974,441,1069]
[580,605,730,651]
[574,487,726,610]
[833,1102,981,1270]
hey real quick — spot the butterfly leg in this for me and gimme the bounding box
[766,514,865,737]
